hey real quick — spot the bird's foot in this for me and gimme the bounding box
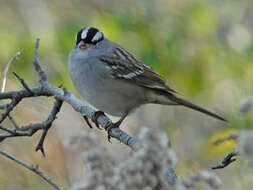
[105,120,121,142]
[92,111,106,130]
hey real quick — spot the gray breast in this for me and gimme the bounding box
[68,53,148,116]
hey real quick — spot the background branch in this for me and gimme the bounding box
[0,149,63,190]
[1,52,20,94]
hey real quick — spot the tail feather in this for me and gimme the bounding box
[168,95,227,122]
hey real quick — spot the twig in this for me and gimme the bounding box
[1,52,20,94]
[35,98,63,156]
[0,149,63,190]
[33,38,47,82]
[0,53,21,130]
[13,72,32,93]
[212,149,239,169]
[7,114,20,129]
[0,125,14,133]
[0,96,21,123]
[0,98,63,149]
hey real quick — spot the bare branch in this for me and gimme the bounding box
[0,53,22,130]
[0,96,21,123]
[0,125,14,133]
[0,86,51,100]
[0,97,63,148]
[7,114,20,129]
[33,38,47,82]
[212,149,239,169]
[35,98,63,156]
[0,149,63,190]
[1,52,20,94]
[13,72,32,93]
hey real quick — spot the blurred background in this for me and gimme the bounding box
[0,0,253,189]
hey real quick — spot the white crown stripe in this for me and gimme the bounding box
[81,27,90,39]
[101,46,146,80]
[92,32,103,42]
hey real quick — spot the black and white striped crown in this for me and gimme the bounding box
[75,27,104,45]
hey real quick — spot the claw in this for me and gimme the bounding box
[82,115,93,128]
[105,121,121,143]
[107,134,112,143]
[105,121,121,131]
[92,111,105,129]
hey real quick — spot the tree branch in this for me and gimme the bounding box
[1,52,20,94]
[13,71,32,93]
[35,98,63,156]
[0,149,63,190]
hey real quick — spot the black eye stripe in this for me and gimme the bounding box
[75,27,104,45]
[76,29,83,45]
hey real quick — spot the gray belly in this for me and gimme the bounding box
[69,61,147,116]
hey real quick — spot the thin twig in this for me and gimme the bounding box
[0,99,63,147]
[1,52,20,94]
[13,72,32,93]
[0,97,21,123]
[7,114,20,129]
[0,86,51,100]
[212,149,239,169]
[0,125,15,133]
[0,53,21,130]
[35,98,63,156]
[0,149,63,190]
[33,38,47,82]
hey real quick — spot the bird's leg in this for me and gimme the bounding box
[92,110,106,129]
[91,111,129,142]
[106,112,129,142]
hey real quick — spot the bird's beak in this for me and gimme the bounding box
[78,41,88,50]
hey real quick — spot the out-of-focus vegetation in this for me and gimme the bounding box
[0,0,253,189]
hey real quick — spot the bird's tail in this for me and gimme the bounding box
[167,94,227,122]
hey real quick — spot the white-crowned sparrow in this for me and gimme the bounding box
[68,27,226,129]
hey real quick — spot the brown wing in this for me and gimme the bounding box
[100,46,227,122]
[100,45,176,94]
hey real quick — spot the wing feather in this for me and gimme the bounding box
[100,46,177,94]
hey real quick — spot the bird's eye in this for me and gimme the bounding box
[79,41,88,50]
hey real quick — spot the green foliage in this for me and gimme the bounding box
[0,0,253,189]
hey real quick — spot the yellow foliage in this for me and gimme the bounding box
[207,129,237,158]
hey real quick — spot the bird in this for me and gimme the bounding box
[68,26,226,131]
